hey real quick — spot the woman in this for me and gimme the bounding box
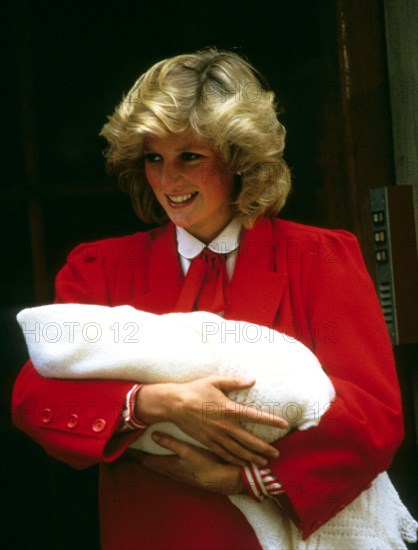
[13,48,405,549]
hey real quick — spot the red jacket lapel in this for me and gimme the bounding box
[133,223,184,314]
[227,218,288,327]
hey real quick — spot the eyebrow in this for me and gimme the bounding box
[143,141,210,152]
[175,143,203,151]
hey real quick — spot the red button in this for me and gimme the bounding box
[82,245,98,263]
[41,408,53,424]
[67,413,79,429]
[92,418,106,433]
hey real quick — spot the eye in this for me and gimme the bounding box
[144,153,162,163]
[181,152,202,161]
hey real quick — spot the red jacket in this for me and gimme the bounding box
[12,218,403,549]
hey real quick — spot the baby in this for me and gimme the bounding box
[17,304,417,550]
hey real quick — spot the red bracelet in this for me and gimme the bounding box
[241,462,285,501]
[123,384,148,430]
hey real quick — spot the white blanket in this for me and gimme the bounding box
[17,304,417,550]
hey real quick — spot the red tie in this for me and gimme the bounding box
[174,248,229,314]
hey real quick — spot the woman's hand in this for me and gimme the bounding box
[130,431,246,495]
[135,376,288,467]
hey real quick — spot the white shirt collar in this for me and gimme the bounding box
[176,219,242,259]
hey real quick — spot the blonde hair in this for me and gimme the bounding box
[100,48,291,227]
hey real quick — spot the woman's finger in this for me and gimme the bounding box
[212,376,256,392]
[150,431,190,457]
[201,440,247,467]
[207,435,270,467]
[211,377,289,429]
[235,402,289,429]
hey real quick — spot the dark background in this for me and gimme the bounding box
[2,0,417,548]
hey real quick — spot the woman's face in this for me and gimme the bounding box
[143,130,236,244]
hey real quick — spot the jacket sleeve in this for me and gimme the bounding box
[12,241,142,470]
[269,230,404,539]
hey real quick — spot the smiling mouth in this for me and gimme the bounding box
[166,192,198,206]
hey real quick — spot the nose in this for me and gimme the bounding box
[160,161,183,190]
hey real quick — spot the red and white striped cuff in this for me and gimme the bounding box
[241,462,284,502]
[121,384,148,430]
